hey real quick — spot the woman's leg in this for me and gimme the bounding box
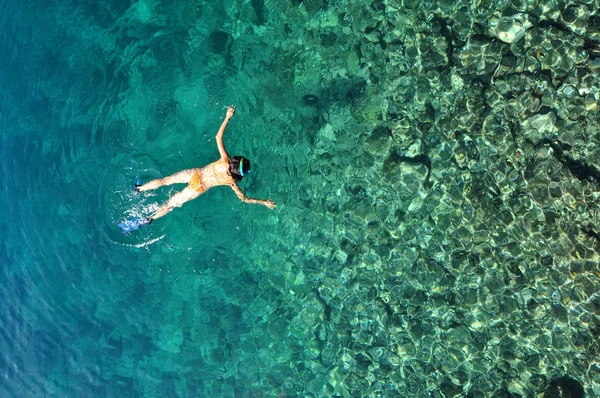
[138,169,196,192]
[149,187,202,220]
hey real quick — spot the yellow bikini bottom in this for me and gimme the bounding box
[188,170,206,193]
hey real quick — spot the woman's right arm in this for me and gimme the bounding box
[230,183,276,209]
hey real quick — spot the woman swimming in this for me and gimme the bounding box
[118,106,275,234]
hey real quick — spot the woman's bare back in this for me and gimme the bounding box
[194,159,234,191]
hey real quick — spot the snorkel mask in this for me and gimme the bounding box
[239,157,251,177]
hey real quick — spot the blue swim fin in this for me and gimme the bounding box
[118,218,151,234]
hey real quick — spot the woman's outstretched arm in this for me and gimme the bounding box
[216,106,235,160]
[230,183,276,209]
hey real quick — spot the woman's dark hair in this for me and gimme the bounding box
[229,156,251,181]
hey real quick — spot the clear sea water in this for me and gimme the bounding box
[2,0,600,397]
[1,0,288,396]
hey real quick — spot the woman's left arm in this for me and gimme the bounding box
[230,183,276,209]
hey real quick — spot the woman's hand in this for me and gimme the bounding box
[263,199,276,209]
[226,105,235,119]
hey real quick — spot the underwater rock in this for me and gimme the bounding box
[560,5,590,36]
[251,0,265,25]
[364,125,391,157]
[208,31,230,53]
[299,0,325,16]
[525,26,582,79]
[302,94,319,105]
[522,112,557,142]
[490,13,532,44]
[543,376,584,398]
[588,58,600,74]
[157,325,184,353]
[585,92,598,111]
[318,10,339,28]
[440,376,463,397]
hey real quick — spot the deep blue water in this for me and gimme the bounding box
[0,1,287,396]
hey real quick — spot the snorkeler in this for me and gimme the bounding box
[118,105,276,234]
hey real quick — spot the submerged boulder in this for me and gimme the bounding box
[208,31,230,53]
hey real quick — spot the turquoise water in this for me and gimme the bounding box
[2,0,600,396]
